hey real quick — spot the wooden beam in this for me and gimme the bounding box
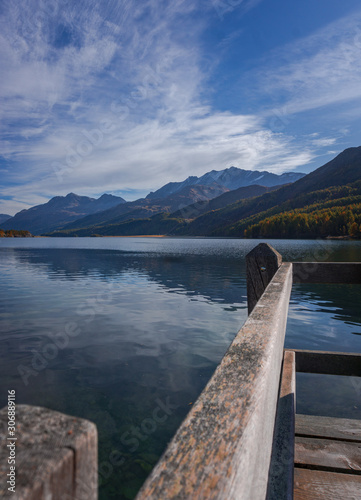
[295,414,361,443]
[294,468,361,500]
[136,263,293,500]
[0,405,98,500]
[295,436,361,474]
[294,349,361,376]
[266,350,296,500]
[293,262,361,284]
[246,243,282,314]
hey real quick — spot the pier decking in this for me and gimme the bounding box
[295,414,361,499]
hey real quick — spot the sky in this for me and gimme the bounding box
[1,0,361,215]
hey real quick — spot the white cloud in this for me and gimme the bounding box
[311,138,337,148]
[0,0,350,215]
[2,104,313,198]
[255,9,361,116]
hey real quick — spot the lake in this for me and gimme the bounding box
[1,237,361,499]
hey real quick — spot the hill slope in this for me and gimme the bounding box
[171,184,284,220]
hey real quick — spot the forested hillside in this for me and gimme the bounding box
[226,181,361,238]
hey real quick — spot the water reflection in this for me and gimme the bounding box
[1,239,361,499]
[0,246,247,500]
[287,283,361,351]
[287,282,361,420]
[3,247,247,303]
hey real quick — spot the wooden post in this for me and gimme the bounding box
[0,405,98,500]
[246,243,282,314]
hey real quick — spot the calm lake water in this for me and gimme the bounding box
[1,237,361,499]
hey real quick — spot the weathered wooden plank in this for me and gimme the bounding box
[266,350,295,500]
[295,414,361,443]
[294,349,361,376]
[294,468,361,500]
[246,243,282,314]
[293,262,361,284]
[0,405,98,500]
[136,263,293,500]
[295,436,361,473]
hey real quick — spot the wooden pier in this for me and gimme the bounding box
[136,243,361,500]
[1,243,360,499]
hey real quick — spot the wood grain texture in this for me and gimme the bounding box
[266,350,296,500]
[295,414,361,443]
[294,468,361,500]
[0,405,98,500]
[293,262,361,284]
[136,263,293,500]
[295,436,361,473]
[246,243,282,314]
[294,349,361,376]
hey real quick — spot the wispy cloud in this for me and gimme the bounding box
[253,9,361,116]
[0,0,355,215]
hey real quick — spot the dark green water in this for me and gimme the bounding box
[0,237,360,498]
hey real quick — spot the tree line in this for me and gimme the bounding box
[244,202,361,239]
[0,229,33,237]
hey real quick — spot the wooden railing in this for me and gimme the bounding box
[136,243,361,500]
[1,243,360,499]
[136,243,293,500]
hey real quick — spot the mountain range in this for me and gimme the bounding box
[1,166,305,235]
[178,146,361,236]
[4,148,361,239]
[44,146,361,239]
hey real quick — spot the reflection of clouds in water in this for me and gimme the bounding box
[3,247,247,306]
[287,283,361,353]
[287,309,314,324]
[321,326,338,339]
[0,245,246,420]
[65,280,243,398]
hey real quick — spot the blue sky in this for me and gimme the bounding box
[1,0,361,215]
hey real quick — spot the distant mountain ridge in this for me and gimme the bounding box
[61,183,229,231]
[2,193,126,235]
[2,165,306,235]
[146,167,305,200]
[0,214,11,225]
